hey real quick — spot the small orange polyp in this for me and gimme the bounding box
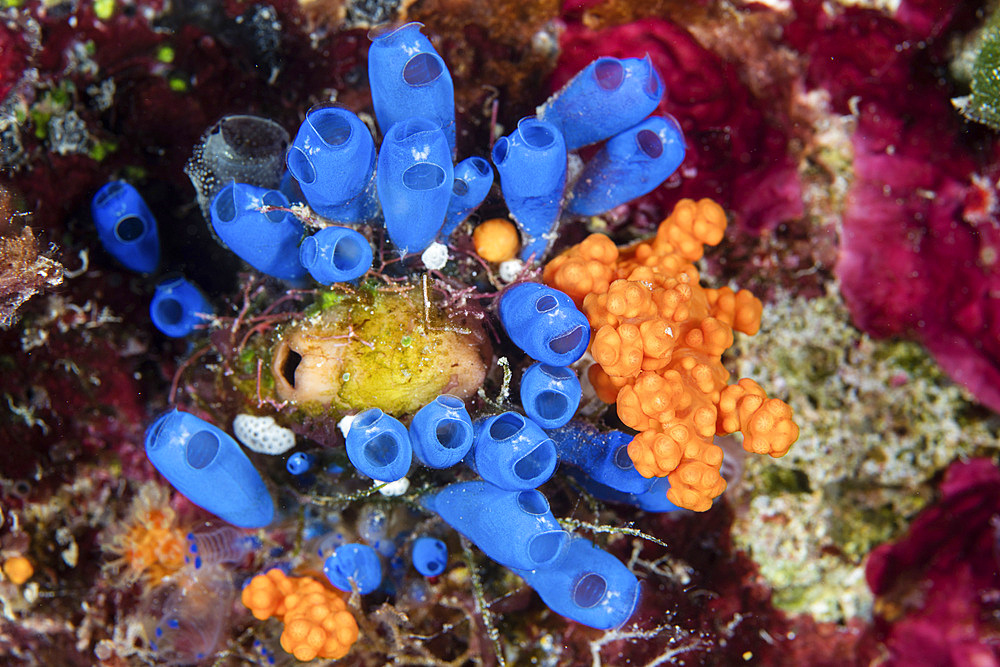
[3,556,34,585]
[473,218,520,262]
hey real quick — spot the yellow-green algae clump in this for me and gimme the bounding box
[268,285,488,416]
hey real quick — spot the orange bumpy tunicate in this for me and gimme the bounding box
[242,569,359,661]
[544,198,798,512]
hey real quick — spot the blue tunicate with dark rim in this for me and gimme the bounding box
[537,56,664,151]
[492,117,567,261]
[520,363,582,429]
[411,536,448,577]
[499,282,589,366]
[346,408,413,482]
[323,543,383,594]
[149,276,213,338]
[471,412,557,491]
[409,394,474,469]
[567,115,686,216]
[144,410,274,528]
[299,226,373,284]
[91,181,160,273]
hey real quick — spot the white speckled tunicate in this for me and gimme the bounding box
[232,414,296,455]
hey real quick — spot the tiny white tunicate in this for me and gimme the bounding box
[421,242,449,271]
[232,414,296,455]
[499,259,524,283]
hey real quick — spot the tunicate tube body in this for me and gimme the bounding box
[286,106,378,223]
[209,183,306,282]
[567,115,686,216]
[368,22,456,155]
[440,157,494,239]
[498,282,589,366]
[537,56,664,151]
[550,421,653,494]
[411,536,448,577]
[492,117,567,261]
[470,412,557,490]
[520,363,581,430]
[91,181,160,273]
[299,226,373,284]
[323,543,383,594]
[345,408,413,483]
[377,118,454,254]
[511,537,640,630]
[422,480,569,571]
[408,394,474,469]
[149,277,213,338]
[144,410,275,528]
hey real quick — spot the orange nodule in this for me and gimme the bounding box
[473,218,520,262]
[3,556,33,585]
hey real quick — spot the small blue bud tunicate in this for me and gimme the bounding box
[440,157,494,239]
[323,543,383,594]
[470,412,557,491]
[91,181,160,273]
[346,408,413,483]
[299,226,373,284]
[149,276,213,338]
[498,282,589,366]
[520,363,582,430]
[408,394,474,469]
[411,536,448,577]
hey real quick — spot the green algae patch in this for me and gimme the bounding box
[267,287,487,417]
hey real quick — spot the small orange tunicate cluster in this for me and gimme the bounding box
[241,569,359,662]
[544,198,798,511]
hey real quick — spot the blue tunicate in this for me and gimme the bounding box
[323,543,383,595]
[440,157,494,239]
[511,537,640,630]
[209,182,306,282]
[144,410,274,528]
[550,421,654,495]
[411,536,448,577]
[286,452,314,475]
[91,181,160,273]
[470,412,557,491]
[346,408,413,482]
[368,22,456,155]
[286,106,378,223]
[377,117,454,254]
[492,117,567,261]
[498,282,589,366]
[149,276,213,338]
[567,470,680,513]
[409,394,474,469]
[567,115,686,216]
[298,226,373,284]
[422,480,569,570]
[520,363,582,429]
[537,56,664,151]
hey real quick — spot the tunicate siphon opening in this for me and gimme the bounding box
[643,63,663,100]
[287,148,316,184]
[437,394,464,409]
[594,59,624,91]
[115,216,145,242]
[548,326,584,355]
[535,295,557,313]
[300,236,319,267]
[521,123,555,149]
[573,572,607,608]
[403,53,444,86]
[534,391,568,421]
[403,163,446,191]
[513,440,554,480]
[146,414,170,449]
[281,350,302,387]
[637,129,663,159]
[333,235,365,271]
[364,433,400,467]
[489,413,524,440]
[614,444,634,470]
[492,137,510,164]
[186,431,220,469]
[156,298,184,326]
[311,108,353,146]
[95,181,124,207]
[452,178,469,197]
[355,409,382,429]
[435,419,470,449]
[261,191,287,222]
[528,530,567,564]
[469,157,490,176]
[213,185,238,223]
[397,117,438,141]
[516,489,549,515]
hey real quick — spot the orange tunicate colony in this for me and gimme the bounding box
[543,198,798,511]
[242,568,359,661]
